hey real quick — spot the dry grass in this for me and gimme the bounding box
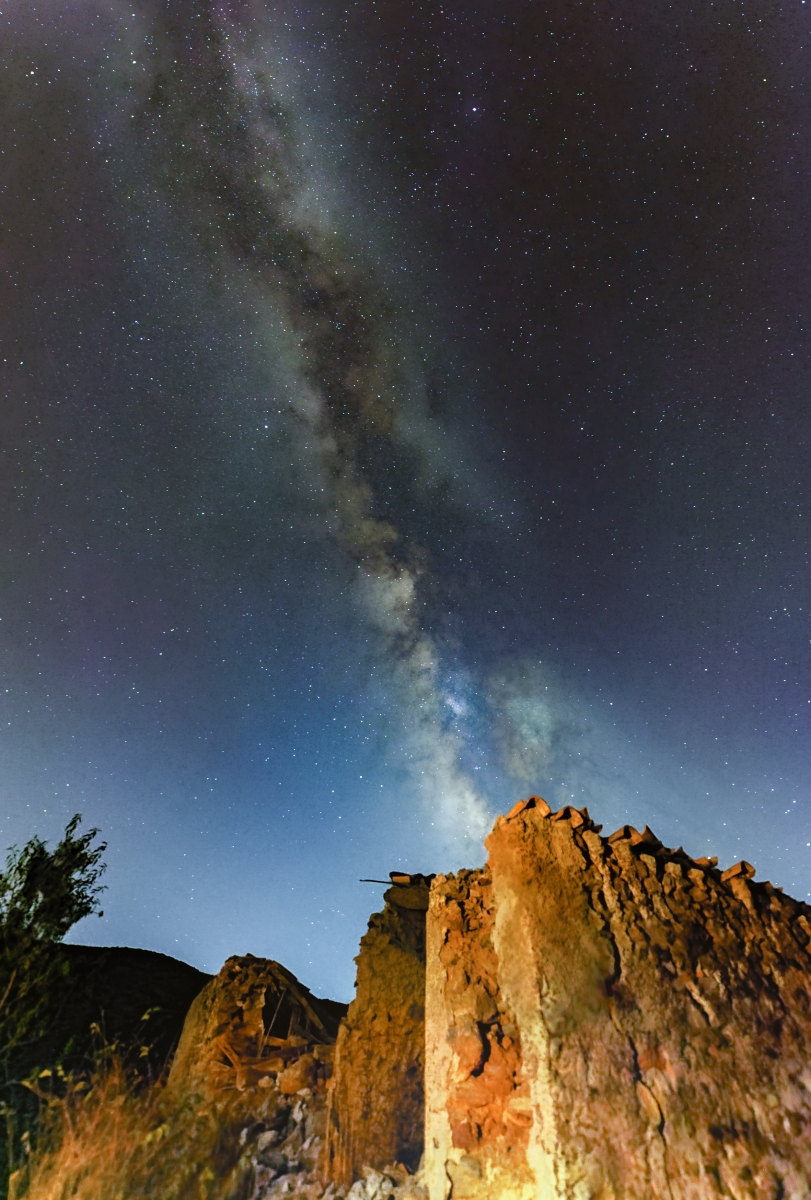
[10,1051,269,1200]
[9,1038,424,1200]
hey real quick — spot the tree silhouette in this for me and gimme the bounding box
[0,815,106,1187]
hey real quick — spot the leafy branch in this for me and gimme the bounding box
[0,814,106,1061]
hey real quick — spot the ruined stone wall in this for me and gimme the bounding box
[425,867,534,1200]
[168,954,343,1101]
[145,805,811,1199]
[325,883,428,1188]
[426,798,811,1200]
[160,955,346,1198]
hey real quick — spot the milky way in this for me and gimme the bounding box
[2,0,810,998]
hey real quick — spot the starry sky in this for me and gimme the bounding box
[2,0,810,1001]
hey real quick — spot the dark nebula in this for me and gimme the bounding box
[1,0,809,998]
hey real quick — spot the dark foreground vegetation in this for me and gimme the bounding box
[0,817,208,1198]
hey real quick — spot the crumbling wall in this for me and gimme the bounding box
[325,881,429,1188]
[425,868,534,1200]
[426,798,811,1200]
[168,953,343,1100]
[12,953,352,1200]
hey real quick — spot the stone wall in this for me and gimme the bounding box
[425,866,533,1200]
[167,954,344,1100]
[324,881,429,1189]
[425,797,811,1200]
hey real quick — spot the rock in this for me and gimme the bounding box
[505,796,551,820]
[551,805,584,826]
[385,884,431,912]
[344,1167,399,1200]
[257,1147,289,1173]
[279,1054,318,1095]
[365,1167,398,1200]
[630,823,662,847]
[721,858,756,882]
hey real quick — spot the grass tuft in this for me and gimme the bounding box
[10,1047,274,1200]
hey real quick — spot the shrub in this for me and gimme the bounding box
[0,814,106,1059]
[0,816,106,1192]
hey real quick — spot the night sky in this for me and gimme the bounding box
[2,0,810,1001]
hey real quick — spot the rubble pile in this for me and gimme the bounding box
[168,953,343,1101]
[163,953,425,1200]
[165,955,350,1199]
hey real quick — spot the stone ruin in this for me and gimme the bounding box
[325,875,429,1184]
[325,798,811,1200]
[168,799,811,1199]
[163,954,347,1198]
[168,954,346,1102]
